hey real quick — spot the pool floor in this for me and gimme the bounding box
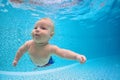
[0,56,120,80]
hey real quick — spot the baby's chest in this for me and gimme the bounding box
[28,46,50,57]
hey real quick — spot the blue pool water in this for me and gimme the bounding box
[0,0,120,80]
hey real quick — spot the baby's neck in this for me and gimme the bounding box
[35,42,48,46]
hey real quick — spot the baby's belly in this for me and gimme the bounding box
[30,56,50,66]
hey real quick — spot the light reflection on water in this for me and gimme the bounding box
[0,0,116,20]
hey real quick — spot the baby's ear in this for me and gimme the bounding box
[50,32,54,37]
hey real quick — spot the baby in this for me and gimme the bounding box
[12,18,86,67]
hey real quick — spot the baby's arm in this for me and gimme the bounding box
[52,46,86,63]
[12,41,29,66]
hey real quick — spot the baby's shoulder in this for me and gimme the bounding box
[24,40,33,47]
[48,44,57,48]
[25,40,33,44]
[48,44,59,52]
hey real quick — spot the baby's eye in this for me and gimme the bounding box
[41,26,47,30]
[34,27,37,29]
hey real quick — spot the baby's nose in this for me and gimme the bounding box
[35,29,40,32]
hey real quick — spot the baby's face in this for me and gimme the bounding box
[32,20,52,43]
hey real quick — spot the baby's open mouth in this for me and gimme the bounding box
[35,34,40,37]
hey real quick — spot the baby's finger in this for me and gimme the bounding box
[81,55,86,63]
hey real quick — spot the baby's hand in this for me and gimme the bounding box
[76,55,86,64]
[12,60,18,66]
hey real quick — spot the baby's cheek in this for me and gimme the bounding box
[31,31,34,36]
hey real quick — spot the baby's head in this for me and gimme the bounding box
[36,18,54,34]
[32,18,54,43]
